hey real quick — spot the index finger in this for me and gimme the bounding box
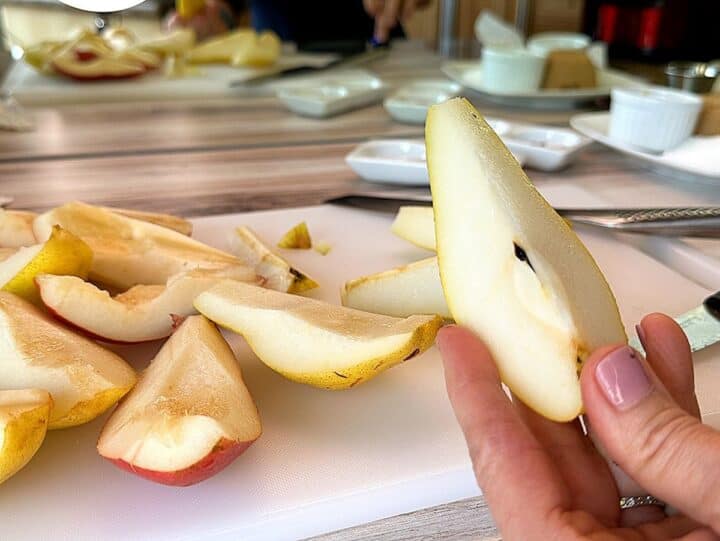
[375,0,402,42]
[438,325,570,539]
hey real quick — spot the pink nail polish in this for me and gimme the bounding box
[595,346,652,410]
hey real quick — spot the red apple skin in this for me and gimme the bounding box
[104,438,256,486]
[75,50,99,62]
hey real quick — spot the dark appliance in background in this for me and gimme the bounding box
[583,1,720,62]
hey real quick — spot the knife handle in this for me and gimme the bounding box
[561,207,720,238]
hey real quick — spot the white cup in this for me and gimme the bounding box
[609,86,702,153]
[479,47,545,94]
[527,32,591,57]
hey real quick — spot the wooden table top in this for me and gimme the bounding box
[0,40,718,541]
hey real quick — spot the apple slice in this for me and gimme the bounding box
[0,292,136,429]
[52,51,146,81]
[195,280,443,389]
[229,226,317,293]
[0,209,37,248]
[341,257,450,318]
[0,226,92,304]
[391,206,436,251]
[37,266,255,343]
[33,202,245,289]
[138,29,196,56]
[185,29,255,64]
[97,315,262,486]
[427,98,626,422]
[0,389,52,485]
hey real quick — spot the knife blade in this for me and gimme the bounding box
[327,193,720,238]
[630,291,720,354]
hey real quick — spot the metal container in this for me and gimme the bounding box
[665,61,719,93]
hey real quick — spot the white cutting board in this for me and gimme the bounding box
[0,190,718,541]
[7,52,336,105]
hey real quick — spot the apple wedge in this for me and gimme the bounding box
[391,206,436,251]
[341,257,450,318]
[195,280,443,389]
[0,226,92,304]
[97,315,262,486]
[33,202,245,289]
[427,98,626,422]
[0,389,52,485]
[0,292,136,429]
[0,210,37,248]
[229,226,317,293]
[37,266,254,343]
[230,32,281,67]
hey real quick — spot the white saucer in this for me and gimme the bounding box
[570,112,720,183]
[442,60,645,109]
[383,79,462,124]
[276,70,386,118]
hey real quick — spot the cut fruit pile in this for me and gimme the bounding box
[0,98,625,489]
[0,201,441,487]
[23,26,281,82]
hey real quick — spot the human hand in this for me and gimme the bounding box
[437,313,720,540]
[165,0,234,41]
[363,0,431,43]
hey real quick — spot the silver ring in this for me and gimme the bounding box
[620,495,666,510]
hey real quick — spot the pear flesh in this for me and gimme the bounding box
[427,98,626,422]
[195,280,443,389]
[341,257,450,319]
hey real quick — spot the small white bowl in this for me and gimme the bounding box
[609,86,702,153]
[384,79,462,124]
[480,47,545,94]
[527,32,591,57]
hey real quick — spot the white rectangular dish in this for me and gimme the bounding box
[383,79,462,124]
[442,60,645,109]
[570,112,720,183]
[1,198,719,541]
[345,120,591,185]
[276,69,386,118]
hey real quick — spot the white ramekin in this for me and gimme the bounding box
[480,47,545,94]
[527,32,591,57]
[609,86,703,153]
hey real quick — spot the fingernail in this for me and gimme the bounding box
[435,324,457,355]
[635,323,647,350]
[596,346,652,410]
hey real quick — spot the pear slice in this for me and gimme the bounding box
[195,280,443,389]
[0,207,192,246]
[100,207,193,236]
[185,29,255,64]
[0,389,52,485]
[97,315,262,486]
[33,202,245,290]
[0,226,92,304]
[391,206,436,251]
[0,210,37,248]
[277,221,312,249]
[138,29,196,56]
[230,226,317,293]
[341,257,450,318]
[230,32,281,67]
[427,98,626,422]
[0,292,137,429]
[37,266,254,344]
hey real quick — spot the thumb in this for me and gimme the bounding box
[581,345,720,532]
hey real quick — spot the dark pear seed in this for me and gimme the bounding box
[513,242,535,272]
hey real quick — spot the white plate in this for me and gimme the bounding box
[276,70,386,118]
[570,112,720,183]
[442,60,645,109]
[346,120,591,185]
[383,79,462,124]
